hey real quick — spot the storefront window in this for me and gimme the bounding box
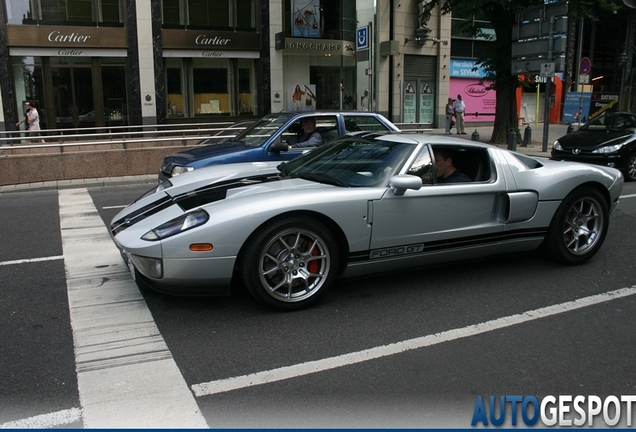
[166,57,256,118]
[193,58,228,115]
[285,0,355,40]
[4,0,124,26]
[161,0,254,30]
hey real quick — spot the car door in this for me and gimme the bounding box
[369,145,508,260]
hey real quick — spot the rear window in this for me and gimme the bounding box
[344,115,392,133]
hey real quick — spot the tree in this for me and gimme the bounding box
[419,0,617,144]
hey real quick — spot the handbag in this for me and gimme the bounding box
[450,118,456,128]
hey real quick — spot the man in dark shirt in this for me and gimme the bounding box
[434,148,472,183]
[293,117,323,148]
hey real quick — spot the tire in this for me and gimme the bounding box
[543,188,609,265]
[625,152,636,182]
[240,217,339,311]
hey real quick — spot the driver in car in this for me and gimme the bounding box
[291,117,324,148]
[434,148,471,184]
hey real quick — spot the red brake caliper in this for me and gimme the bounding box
[308,241,320,274]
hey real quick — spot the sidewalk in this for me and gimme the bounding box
[0,122,570,194]
[423,121,570,157]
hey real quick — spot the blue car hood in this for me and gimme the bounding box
[163,141,254,165]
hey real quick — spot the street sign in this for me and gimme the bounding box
[540,62,555,77]
[512,56,564,74]
[512,17,568,40]
[579,74,590,84]
[580,57,592,75]
[512,37,567,57]
[356,26,369,51]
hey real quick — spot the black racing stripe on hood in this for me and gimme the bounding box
[111,174,281,236]
[174,174,282,211]
[111,194,173,236]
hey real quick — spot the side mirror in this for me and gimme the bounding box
[389,174,422,195]
[270,141,289,153]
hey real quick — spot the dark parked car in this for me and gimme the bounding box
[158,111,399,182]
[551,111,636,181]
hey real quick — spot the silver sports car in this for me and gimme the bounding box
[111,132,624,311]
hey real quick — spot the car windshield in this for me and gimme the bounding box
[582,113,636,131]
[280,137,414,187]
[226,114,295,147]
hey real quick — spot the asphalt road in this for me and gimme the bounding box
[1,181,636,428]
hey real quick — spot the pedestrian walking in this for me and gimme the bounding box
[16,101,45,143]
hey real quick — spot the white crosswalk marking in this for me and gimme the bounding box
[58,188,208,428]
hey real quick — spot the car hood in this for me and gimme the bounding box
[556,129,635,150]
[164,161,282,195]
[162,141,253,165]
[112,161,362,234]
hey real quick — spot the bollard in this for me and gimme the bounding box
[507,128,516,151]
[566,123,574,134]
[521,125,532,147]
[471,130,479,141]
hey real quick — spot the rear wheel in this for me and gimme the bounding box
[625,152,636,182]
[543,188,609,265]
[240,217,339,311]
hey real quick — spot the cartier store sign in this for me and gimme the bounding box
[162,29,261,51]
[6,25,126,47]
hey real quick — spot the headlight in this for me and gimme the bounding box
[141,210,209,241]
[171,166,195,176]
[592,143,625,154]
[553,140,563,151]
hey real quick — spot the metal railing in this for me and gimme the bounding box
[0,121,250,151]
[393,123,435,133]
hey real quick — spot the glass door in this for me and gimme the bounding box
[51,65,94,128]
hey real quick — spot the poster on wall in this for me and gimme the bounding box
[449,80,495,123]
[562,92,592,124]
[449,58,495,123]
[288,84,317,111]
[418,79,435,124]
[291,0,321,38]
[403,81,417,123]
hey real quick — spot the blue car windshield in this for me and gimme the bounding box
[282,137,414,187]
[229,114,295,147]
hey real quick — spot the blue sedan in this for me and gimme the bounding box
[158,111,399,182]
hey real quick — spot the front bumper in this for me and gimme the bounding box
[550,151,625,170]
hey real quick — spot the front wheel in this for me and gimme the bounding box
[240,217,339,311]
[625,152,636,182]
[543,188,609,265]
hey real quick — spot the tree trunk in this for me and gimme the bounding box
[490,77,519,144]
[482,3,520,144]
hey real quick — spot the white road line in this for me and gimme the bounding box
[192,285,636,397]
[621,193,636,199]
[0,256,63,266]
[0,408,82,429]
[102,205,127,209]
[58,189,208,428]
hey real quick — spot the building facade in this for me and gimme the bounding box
[0,0,461,132]
[1,0,629,134]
